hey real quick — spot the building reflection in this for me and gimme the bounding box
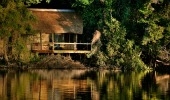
[30,70,99,100]
[0,70,169,100]
[0,70,99,100]
[12,70,100,100]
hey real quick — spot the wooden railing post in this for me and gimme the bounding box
[52,33,54,52]
[74,42,77,50]
[40,32,42,50]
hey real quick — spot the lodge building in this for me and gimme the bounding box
[29,8,91,54]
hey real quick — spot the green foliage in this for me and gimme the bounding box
[137,2,165,45]
[24,0,51,5]
[142,22,164,45]
[0,1,36,36]
[0,0,51,6]
[136,0,170,66]
[103,18,147,70]
[30,53,41,63]
[0,1,36,63]
[73,0,151,69]
[72,0,94,7]
[0,0,169,69]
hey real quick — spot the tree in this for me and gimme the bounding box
[0,1,35,64]
[73,0,170,69]
[24,0,51,5]
[72,0,147,70]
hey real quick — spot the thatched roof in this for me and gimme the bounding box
[29,9,83,34]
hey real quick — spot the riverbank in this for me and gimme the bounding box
[0,55,121,70]
[0,55,169,72]
[33,55,87,69]
[0,55,87,69]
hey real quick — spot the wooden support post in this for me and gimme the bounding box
[74,34,77,50]
[52,33,54,52]
[40,32,42,50]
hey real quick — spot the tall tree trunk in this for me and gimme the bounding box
[3,37,9,65]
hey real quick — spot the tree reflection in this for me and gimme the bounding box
[0,69,169,100]
[141,72,170,100]
[141,72,158,93]
[94,71,147,100]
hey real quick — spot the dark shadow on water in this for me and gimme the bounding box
[141,72,158,93]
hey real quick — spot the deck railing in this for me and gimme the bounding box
[31,42,92,54]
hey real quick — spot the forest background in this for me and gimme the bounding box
[0,0,169,70]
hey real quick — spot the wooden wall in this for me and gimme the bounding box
[31,33,50,50]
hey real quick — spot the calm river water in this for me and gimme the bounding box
[0,69,169,100]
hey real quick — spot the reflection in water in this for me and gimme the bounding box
[0,70,169,100]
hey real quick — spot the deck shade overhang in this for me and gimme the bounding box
[29,8,83,34]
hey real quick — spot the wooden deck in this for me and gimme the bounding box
[31,42,92,54]
[32,50,91,54]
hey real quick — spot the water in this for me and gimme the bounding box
[0,69,169,100]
